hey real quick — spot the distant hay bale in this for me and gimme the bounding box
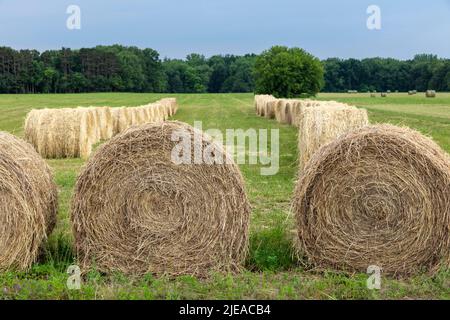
[71,121,251,277]
[370,93,376,98]
[297,105,369,170]
[0,132,57,272]
[293,125,450,276]
[24,109,42,148]
[96,107,114,140]
[133,107,147,125]
[145,105,156,123]
[86,107,101,142]
[426,90,436,98]
[160,98,178,117]
[25,98,178,159]
[274,99,292,124]
[110,108,121,136]
[25,107,97,159]
[290,101,304,127]
[381,92,387,97]
[255,95,276,116]
[115,107,131,133]
[284,101,294,125]
[264,101,276,119]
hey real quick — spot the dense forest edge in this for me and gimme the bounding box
[1,45,449,94]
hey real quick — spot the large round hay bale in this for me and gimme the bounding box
[426,90,436,98]
[293,125,450,276]
[0,132,57,272]
[71,121,251,277]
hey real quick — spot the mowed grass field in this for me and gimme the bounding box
[0,92,449,300]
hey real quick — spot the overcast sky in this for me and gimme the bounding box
[1,0,449,59]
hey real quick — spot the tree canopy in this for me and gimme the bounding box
[0,45,449,94]
[254,46,324,98]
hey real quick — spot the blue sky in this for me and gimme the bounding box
[0,0,449,59]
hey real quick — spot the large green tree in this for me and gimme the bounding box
[254,46,324,97]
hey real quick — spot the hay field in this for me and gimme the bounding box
[0,92,449,299]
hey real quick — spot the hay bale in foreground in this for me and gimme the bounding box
[297,105,369,170]
[0,132,57,272]
[71,121,251,277]
[293,125,450,277]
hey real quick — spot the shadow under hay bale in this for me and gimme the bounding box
[0,132,57,272]
[293,125,450,277]
[71,121,251,277]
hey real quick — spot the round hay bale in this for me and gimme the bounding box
[0,132,57,271]
[297,105,369,171]
[96,107,114,140]
[265,101,277,119]
[370,93,376,98]
[284,101,293,125]
[381,92,387,97]
[24,109,43,148]
[115,107,131,133]
[426,90,436,98]
[86,107,101,142]
[110,107,121,136]
[71,121,251,277]
[159,98,178,117]
[25,108,98,159]
[77,108,96,160]
[293,125,450,276]
[290,101,303,127]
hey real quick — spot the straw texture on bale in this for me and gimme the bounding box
[71,121,251,277]
[0,132,57,272]
[297,105,369,170]
[293,125,450,276]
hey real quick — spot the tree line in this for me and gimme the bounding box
[0,45,256,94]
[323,54,450,92]
[1,45,449,94]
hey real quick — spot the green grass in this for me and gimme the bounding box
[0,92,449,300]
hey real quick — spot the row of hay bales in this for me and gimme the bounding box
[1,115,449,277]
[255,94,450,276]
[255,95,369,170]
[24,98,178,159]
